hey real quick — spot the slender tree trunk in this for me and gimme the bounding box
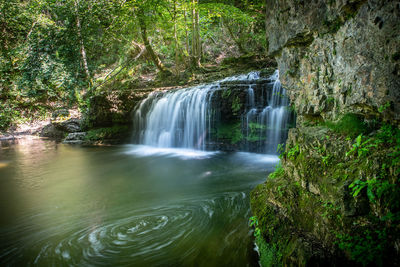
[191,0,196,65]
[191,0,201,68]
[137,9,167,73]
[26,20,37,41]
[173,0,179,73]
[265,0,269,53]
[183,8,190,64]
[195,5,201,61]
[74,0,90,81]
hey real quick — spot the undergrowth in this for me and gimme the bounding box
[249,216,282,267]
[324,113,371,137]
[253,119,400,266]
[335,123,400,265]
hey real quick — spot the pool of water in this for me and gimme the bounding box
[0,138,278,266]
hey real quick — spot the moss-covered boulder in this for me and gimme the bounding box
[40,118,82,140]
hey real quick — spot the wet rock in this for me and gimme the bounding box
[40,124,65,140]
[62,132,87,145]
[58,118,81,133]
[40,118,82,140]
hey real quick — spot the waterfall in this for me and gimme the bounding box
[244,70,290,153]
[134,70,292,153]
[134,84,216,150]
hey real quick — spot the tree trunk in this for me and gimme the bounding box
[196,6,201,61]
[183,7,190,67]
[173,0,179,73]
[265,0,269,53]
[74,0,90,81]
[191,0,201,68]
[137,9,167,73]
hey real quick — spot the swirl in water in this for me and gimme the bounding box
[1,192,253,266]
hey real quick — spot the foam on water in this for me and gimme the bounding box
[233,152,280,164]
[124,145,219,159]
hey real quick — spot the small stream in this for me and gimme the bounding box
[0,138,279,266]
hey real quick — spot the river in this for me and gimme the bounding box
[0,137,278,266]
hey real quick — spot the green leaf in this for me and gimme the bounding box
[367,186,375,203]
[356,134,363,146]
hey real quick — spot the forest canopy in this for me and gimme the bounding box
[0,0,267,130]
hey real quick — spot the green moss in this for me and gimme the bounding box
[324,16,344,34]
[246,122,267,142]
[252,121,400,266]
[378,101,391,113]
[231,96,242,115]
[285,32,314,48]
[215,122,243,144]
[324,113,370,137]
[249,122,266,130]
[341,0,365,19]
[269,163,284,179]
[287,144,300,160]
[255,236,282,267]
[326,96,335,104]
[251,177,316,265]
[221,89,231,99]
[85,125,130,141]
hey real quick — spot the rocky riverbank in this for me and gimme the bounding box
[250,1,400,266]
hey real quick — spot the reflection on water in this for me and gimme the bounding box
[0,138,278,266]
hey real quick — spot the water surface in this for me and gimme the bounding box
[0,138,278,266]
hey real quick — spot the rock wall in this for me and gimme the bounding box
[267,0,400,124]
[251,0,400,266]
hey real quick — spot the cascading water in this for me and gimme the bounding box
[134,83,217,150]
[243,70,290,153]
[134,70,292,154]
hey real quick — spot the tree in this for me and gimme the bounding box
[0,0,268,130]
[74,0,91,82]
[136,7,168,73]
[191,0,201,68]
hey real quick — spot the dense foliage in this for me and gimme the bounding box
[0,0,267,131]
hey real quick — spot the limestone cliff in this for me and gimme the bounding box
[267,0,399,124]
[251,1,400,266]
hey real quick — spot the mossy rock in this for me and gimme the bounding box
[84,125,131,144]
[251,123,400,266]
